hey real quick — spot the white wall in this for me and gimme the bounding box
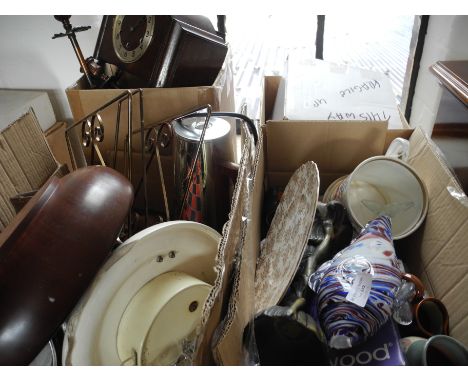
[410,15,468,134]
[0,15,102,122]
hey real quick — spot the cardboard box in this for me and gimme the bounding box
[0,110,61,231]
[271,58,405,130]
[263,76,412,194]
[44,121,74,171]
[206,76,468,365]
[65,59,237,218]
[65,58,237,167]
[9,164,69,214]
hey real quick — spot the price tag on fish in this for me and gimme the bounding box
[346,272,373,307]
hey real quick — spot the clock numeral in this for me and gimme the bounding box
[146,31,149,37]
[115,33,120,40]
[132,51,135,57]
[124,52,127,57]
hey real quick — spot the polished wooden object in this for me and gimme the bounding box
[0,166,133,365]
[95,15,228,88]
[431,60,468,106]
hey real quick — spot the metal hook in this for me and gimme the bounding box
[94,113,105,142]
[81,119,92,147]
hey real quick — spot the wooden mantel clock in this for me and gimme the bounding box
[94,15,228,88]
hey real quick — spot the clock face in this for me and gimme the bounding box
[112,16,155,64]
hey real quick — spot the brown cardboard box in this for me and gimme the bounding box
[208,76,468,365]
[64,62,237,218]
[0,111,61,231]
[65,60,237,167]
[44,121,74,171]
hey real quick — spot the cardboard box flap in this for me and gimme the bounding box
[1,111,57,189]
[66,84,233,163]
[265,120,388,173]
[195,134,263,366]
[406,127,468,345]
[67,85,218,122]
[0,110,59,231]
[45,122,74,171]
[0,134,32,192]
[0,176,17,228]
[263,120,388,191]
[211,132,264,365]
[262,76,282,124]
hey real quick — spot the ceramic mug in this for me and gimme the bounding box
[403,335,468,366]
[400,273,450,338]
[322,156,428,240]
[399,336,426,354]
[385,137,410,162]
[322,138,411,204]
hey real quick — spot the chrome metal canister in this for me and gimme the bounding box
[172,116,231,231]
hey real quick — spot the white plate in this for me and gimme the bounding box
[62,221,221,365]
[254,161,319,313]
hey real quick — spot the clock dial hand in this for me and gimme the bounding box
[129,16,147,33]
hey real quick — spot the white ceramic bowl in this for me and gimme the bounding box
[117,271,211,365]
[62,221,221,365]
